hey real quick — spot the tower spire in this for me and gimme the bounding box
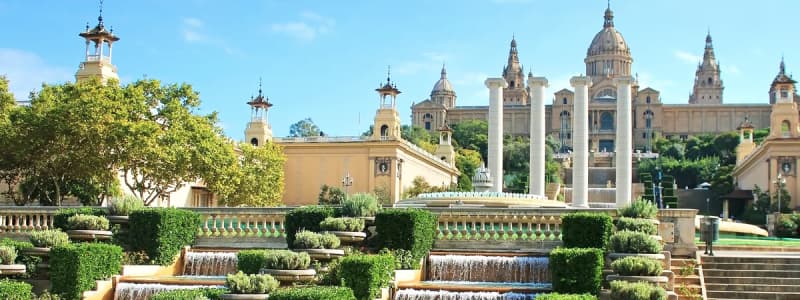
[98,0,104,25]
[780,55,786,75]
[604,1,614,28]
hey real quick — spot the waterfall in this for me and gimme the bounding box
[395,289,537,300]
[114,282,219,300]
[427,255,550,283]
[182,251,238,276]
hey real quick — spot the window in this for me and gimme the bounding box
[600,112,614,130]
[707,78,712,85]
[782,120,791,137]
[781,88,789,98]
[423,113,433,130]
[510,81,515,88]
[644,110,654,129]
[680,134,688,141]
[424,122,431,130]
[380,125,389,137]
[567,133,571,139]
[250,138,259,146]
[562,97,568,105]
[646,96,651,104]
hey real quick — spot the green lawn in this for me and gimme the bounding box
[695,233,800,247]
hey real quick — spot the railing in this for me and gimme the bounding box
[86,55,111,63]
[0,207,62,233]
[187,207,291,239]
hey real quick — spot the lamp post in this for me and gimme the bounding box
[775,172,785,213]
[706,198,710,217]
[654,165,663,208]
[342,171,354,198]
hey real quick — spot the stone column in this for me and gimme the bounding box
[570,76,591,207]
[614,76,634,207]
[485,78,508,192]
[528,77,548,196]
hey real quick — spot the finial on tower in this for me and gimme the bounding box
[386,65,392,84]
[604,1,614,28]
[98,0,104,24]
[258,77,263,96]
[780,55,786,75]
[440,63,447,79]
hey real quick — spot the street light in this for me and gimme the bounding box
[342,171,354,197]
[774,173,786,213]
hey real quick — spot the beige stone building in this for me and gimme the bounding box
[411,5,772,153]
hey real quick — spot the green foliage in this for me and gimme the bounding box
[549,247,604,295]
[609,280,666,300]
[340,193,381,217]
[776,215,798,238]
[375,209,436,268]
[320,217,365,232]
[0,238,39,278]
[402,176,447,199]
[226,271,279,294]
[108,195,144,215]
[214,142,286,207]
[238,250,268,274]
[289,118,322,137]
[50,242,123,300]
[610,256,663,276]
[455,148,481,191]
[127,208,201,265]
[339,254,395,300]
[637,156,721,191]
[451,120,489,160]
[150,288,227,300]
[678,260,697,276]
[378,248,416,269]
[610,231,663,254]
[561,213,613,249]
[285,206,335,248]
[269,286,356,300]
[294,230,341,249]
[66,214,109,230]
[401,125,437,154]
[615,218,658,235]
[53,208,107,231]
[29,230,70,248]
[535,293,598,300]
[618,200,659,219]
[0,245,17,264]
[319,184,346,205]
[34,290,63,300]
[241,250,312,270]
[0,279,32,300]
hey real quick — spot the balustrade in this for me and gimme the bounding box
[0,207,60,233]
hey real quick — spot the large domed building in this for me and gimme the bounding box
[411,4,772,154]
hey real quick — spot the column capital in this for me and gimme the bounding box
[613,76,636,86]
[570,76,591,87]
[485,78,508,89]
[527,77,549,87]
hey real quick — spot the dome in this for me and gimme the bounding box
[472,164,492,184]
[586,8,630,57]
[431,65,454,93]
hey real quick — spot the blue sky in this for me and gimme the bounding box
[0,1,796,139]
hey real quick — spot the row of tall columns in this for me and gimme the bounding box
[615,77,634,207]
[570,76,591,208]
[485,78,507,192]
[528,77,548,196]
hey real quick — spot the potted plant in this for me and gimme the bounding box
[107,195,144,226]
[341,193,381,225]
[65,214,113,241]
[220,271,279,300]
[25,230,70,257]
[606,256,669,288]
[0,245,25,275]
[618,200,659,223]
[292,230,344,260]
[380,249,423,285]
[259,250,316,283]
[608,230,665,266]
[609,280,667,300]
[320,217,366,244]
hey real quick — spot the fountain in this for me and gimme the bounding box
[395,191,567,208]
[114,251,236,299]
[183,251,238,276]
[395,289,536,300]
[114,282,222,300]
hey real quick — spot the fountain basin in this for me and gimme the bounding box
[327,231,367,243]
[261,268,316,283]
[398,281,551,293]
[295,248,345,260]
[395,288,539,300]
[119,275,226,286]
[21,247,50,257]
[67,229,113,241]
[0,264,26,275]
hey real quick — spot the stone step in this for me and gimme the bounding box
[706,283,800,293]
[674,275,700,285]
[671,258,697,267]
[703,262,800,271]
[704,269,800,278]
[704,276,800,285]
[702,256,800,265]
[706,290,800,299]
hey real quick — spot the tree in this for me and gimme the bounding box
[662,143,685,160]
[455,149,482,191]
[0,76,26,205]
[289,118,321,137]
[712,131,739,165]
[403,176,447,199]
[451,120,489,161]
[213,143,285,207]
[318,184,346,205]
[401,125,437,153]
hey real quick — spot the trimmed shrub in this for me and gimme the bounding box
[610,280,666,300]
[226,271,279,294]
[320,233,341,249]
[320,217,365,232]
[238,250,268,274]
[615,217,658,235]
[150,288,227,300]
[610,231,663,254]
[776,215,798,238]
[293,230,341,249]
[561,213,613,249]
[549,247,604,295]
[128,208,201,265]
[378,248,416,269]
[535,293,598,300]
[339,254,394,300]
[0,279,32,300]
[108,195,145,216]
[29,230,70,248]
[0,245,17,264]
[0,238,38,278]
[54,208,107,231]
[340,193,381,218]
[66,214,109,230]
[285,206,335,248]
[0,238,32,251]
[610,256,663,276]
[618,200,658,219]
[375,208,436,267]
[264,250,311,270]
[50,242,123,300]
[270,286,356,300]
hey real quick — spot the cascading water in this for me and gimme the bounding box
[395,289,536,300]
[114,282,220,300]
[427,255,550,284]
[182,251,238,276]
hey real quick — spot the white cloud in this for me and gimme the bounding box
[271,11,335,42]
[636,71,674,89]
[723,65,741,75]
[674,50,701,64]
[0,48,72,100]
[180,17,240,55]
[395,52,451,76]
[183,17,204,28]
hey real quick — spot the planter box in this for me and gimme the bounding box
[295,249,345,261]
[261,268,316,283]
[21,247,51,258]
[0,264,26,275]
[607,252,668,269]
[606,274,669,286]
[220,294,270,300]
[107,215,129,226]
[328,231,367,243]
[67,230,113,241]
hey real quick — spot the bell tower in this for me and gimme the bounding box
[768,58,800,140]
[735,116,755,165]
[372,67,402,140]
[245,79,273,146]
[689,31,724,104]
[502,37,528,105]
[76,0,120,83]
[434,121,456,167]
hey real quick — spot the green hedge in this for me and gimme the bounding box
[54,207,107,231]
[339,254,394,300]
[50,243,123,300]
[549,247,604,295]
[610,256,662,276]
[284,206,336,248]
[618,200,658,219]
[609,280,666,300]
[0,279,32,300]
[238,249,269,274]
[0,238,40,278]
[615,217,658,235]
[535,293,598,300]
[561,213,613,249]
[150,288,227,300]
[374,208,436,267]
[270,286,356,300]
[237,249,311,273]
[128,208,201,265]
[610,231,662,254]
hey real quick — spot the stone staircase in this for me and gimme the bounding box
[670,258,703,300]
[545,182,561,200]
[703,255,800,299]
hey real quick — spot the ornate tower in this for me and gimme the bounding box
[689,32,724,104]
[245,79,273,146]
[735,116,755,165]
[768,58,800,139]
[372,68,402,140]
[585,4,632,82]
[76,2,120,83]
[430,65,456,109]
[434,121,456,167]
[503,37,528,105]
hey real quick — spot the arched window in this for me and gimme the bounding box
[560,111,571,143]
[380,125,389,137]
[646,96,651,104]
[707,78,713,85]
[594,88,617,100]
[423,113,433,130]
[510,81,515,88]
[600,112,614,130]
[644,110,654,129]
[781,120,791,137]
[250,138,259,146]
[562,97,568,105]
